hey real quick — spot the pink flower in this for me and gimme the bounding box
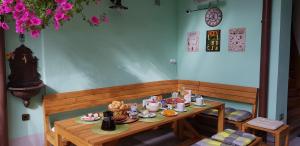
[2,5,12,13]
[0,22,9,30]
[46,9,52,16]
[20,10,30,21]
[3,0,13,4]
[14,2,26,12]
[54,20,60,31]
[30,30,41,38]
[62,2,73,11]
[103,15,109,24]
[54,11,65,21]
[30,17,42,26]
[90,16,100,25]
[55,0,67,4]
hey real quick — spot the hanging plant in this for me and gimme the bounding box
[0,0,109,38]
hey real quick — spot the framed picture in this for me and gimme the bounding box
[206,30,221,52]
[228,28,246,52]
[187,31,200,52]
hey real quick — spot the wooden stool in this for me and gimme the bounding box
[242,123,289,146]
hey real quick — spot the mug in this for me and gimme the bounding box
[196,97,204,105]
[176,103,185,112]
[172,92,179,98]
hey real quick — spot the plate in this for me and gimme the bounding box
[193,103,207,107]
[116,118,139,125]
[138,113,156,118]
[80,116,101,122]
[174,108,187,112]
[161,110,178,117]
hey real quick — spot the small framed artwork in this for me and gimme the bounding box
[206,30,221,52]
[187,31,200,52]
[228,28,246,52]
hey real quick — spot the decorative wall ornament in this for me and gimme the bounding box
[228,28,246,52]
[7,35,44,107]
[205,7,223,27]
[187,31,200,52]
[206,30,221,52]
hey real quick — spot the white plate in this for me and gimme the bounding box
[174,108,187,112]
[138,113,156,118]
[80,116,101,122]
[193,103,206,106]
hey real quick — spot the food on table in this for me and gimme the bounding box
[142,110,149,115]
[113,114,128,122]
[138,110,156,118]
[161,109,177,117]
[80,112,102,121]
[108,101,130,116]
[166,97,185,104]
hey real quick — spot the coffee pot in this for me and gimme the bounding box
[101,111,116,131]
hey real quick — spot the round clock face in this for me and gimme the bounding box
[205,7,223,27]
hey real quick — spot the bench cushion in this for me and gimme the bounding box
[192,138,231,146]
[203,107,236,117]
[226,110,252,122]
[211,129,256,146]
[203,107,252,122]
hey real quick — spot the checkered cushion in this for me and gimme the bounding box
[226,110,252,122]
[211,129,256,146]
[192,138,231,146]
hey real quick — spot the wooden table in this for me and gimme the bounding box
[242,123,289,146]
[54,101,225,146]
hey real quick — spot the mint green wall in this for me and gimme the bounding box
[177,0,262,87]
[5,0,178,141]
[268,0,292,120]
[176,0,262,110]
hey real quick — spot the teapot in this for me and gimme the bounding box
[146,102,161,112]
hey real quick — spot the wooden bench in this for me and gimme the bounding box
[178,80,258,131]
[43,80,178,146]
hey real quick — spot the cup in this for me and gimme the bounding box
[167,104,173,110]
[130,103,138,112]
[196,97,204,105]
[172,92,179,98]
[176,103,185,112]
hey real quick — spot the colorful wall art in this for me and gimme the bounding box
[228,28,246,52]
[187,31,200,52]
[206,30,221,52]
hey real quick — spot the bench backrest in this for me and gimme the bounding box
[178,80,258,116]
[43,80,178,116]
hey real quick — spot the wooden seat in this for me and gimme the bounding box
[178,80,258,132]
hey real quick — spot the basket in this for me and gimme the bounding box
[108,107,130,116]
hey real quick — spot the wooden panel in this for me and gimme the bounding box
[44,80,178,115]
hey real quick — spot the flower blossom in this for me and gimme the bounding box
[0,22,9,30]
[90,16,100,25]
[30,30,41,38]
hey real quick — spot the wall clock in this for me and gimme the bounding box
[205,7,223,27]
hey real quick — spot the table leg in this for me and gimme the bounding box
[285,134,289,146]
[55,132,63,146]
[275,134,281,146]
[217,104,225,132]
